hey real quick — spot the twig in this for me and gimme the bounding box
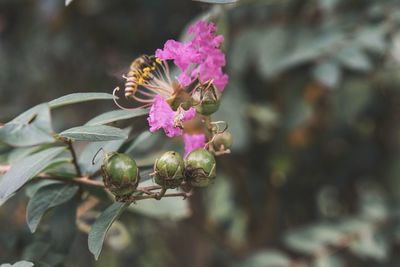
[38,174,105,187]
[128,191,192,202]
[155,187,167,200]
[64,139,82,177]
[39,174,165,194]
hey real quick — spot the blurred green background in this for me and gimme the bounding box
[2,0,400,266]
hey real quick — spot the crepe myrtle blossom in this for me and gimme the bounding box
[114,20,229,139]
[148,95,196,137]
[183,133,206,158]
[155,20,229,91]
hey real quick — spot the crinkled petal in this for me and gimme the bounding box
[148,95,174,133]
[155,20,229,91]
[148,95,180,137]
[183,107,196,121]
[148,95,197,138]
[183,133,206,158]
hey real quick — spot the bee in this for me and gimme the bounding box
[124,55,162,98]
[114,54,174,109]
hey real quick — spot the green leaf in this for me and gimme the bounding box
[124,131,154,154]
[346,220,388,261]
[128,180,190,220]
[356,26,387,53]
[214,79,250,151]
[236,250,290,267]
[313,256,344,267]
[129,196,190,220]
[204,175,235,223]
[59,125,128,141]
[312,60,341,88]
[336,46,372,72]
[193,0,237,3]
[8,146,40,164]
[0,147,65,203]
[85,109,148,126]
[279,31,344,72]
[49,92,113,109]
[78,128,131,174]
[26,183,79,233]
[0,261,34,267]
[0,103,54,147]
[88,202,129,260]
[25,180,60,198]
[284,223,344,255]
[48,199,78,257]
[41,157,71,172]
[256,27,288,78]
[318,0,340,11]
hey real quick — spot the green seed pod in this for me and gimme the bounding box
[213,131,233,151]
[192,83,221,116]
[153,151,184,189]
[184,148,216,187]
[102,153,140,198]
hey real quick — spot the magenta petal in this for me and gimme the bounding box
[148,95,181,138]
[155,20,229,90]
[148,95,197,138]
[183,134,206,158]
[148,95,173,132]
[183,107,196,121]
[177,72,192,87]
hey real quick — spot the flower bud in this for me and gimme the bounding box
[153,151,184,188]
[102,153,140,199]
[213,131,233,151]
[192,83,221,116]
[184,148,216,187]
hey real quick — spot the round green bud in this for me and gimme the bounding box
[154,151,184,189]
[184,148,216,187]
[102,153,140,198]
[213,131,233,150]
[192,84,221,116]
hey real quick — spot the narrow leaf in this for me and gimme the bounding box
[193,0,237,3]
[26,183,79,233]
[0,147,65,203]
[337,46,372,72]
[13,261,34,267]
[59,125,128,141]
[236,250,290,267]
[0,104,54,147]
[85,109,149,126]
[129,197,190,220]
[0,261,34,267]
[124,131,154,154]
[49,93,113,109]
[312,60,341,88]
[88,202,129,260]
[78,128,131,174]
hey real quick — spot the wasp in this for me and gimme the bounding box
[123,55,163,99]
[113,54,175,109]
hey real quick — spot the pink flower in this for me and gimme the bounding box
[183,133,206,158]
[147,95,196,138]
[155,20,229,91]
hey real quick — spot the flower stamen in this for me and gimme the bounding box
[124,55,176,103]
